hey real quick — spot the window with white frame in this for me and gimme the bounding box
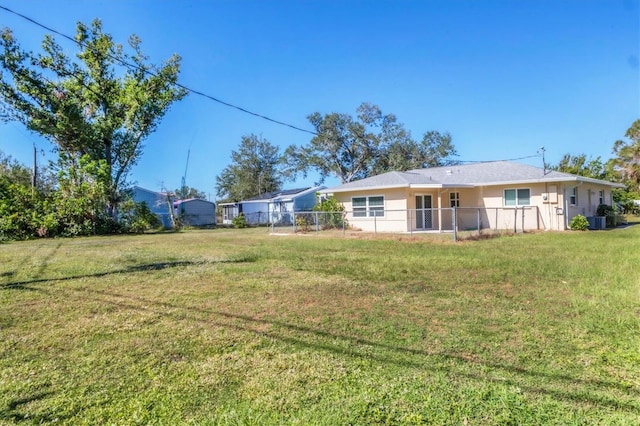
[569,187,578,206]
[450,192,460,208]
[504,188,531,206]
[352,196,385,217]
[598,190,604,205]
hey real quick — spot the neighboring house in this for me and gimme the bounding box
[319,161,624,233]
[224,187,325,225]
[131,186,175,228]
[174,198,216,227]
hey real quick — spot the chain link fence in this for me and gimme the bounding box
[241,206,541,241]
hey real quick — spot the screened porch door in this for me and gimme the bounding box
[415,195,433,229]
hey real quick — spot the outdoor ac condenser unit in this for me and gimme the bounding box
[587,216,606,230]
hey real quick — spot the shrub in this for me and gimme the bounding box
[295,214,312,233]
[232,213,247,229]
[313,195,347,229]
[569,214,589,231]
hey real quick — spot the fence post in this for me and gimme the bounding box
[452,207,458,242]
[477,208,481,237]
[342,212,346,236]
[315,211,319,232]
[514,208,517,233]
[293,211,296,233]
[409,209,413,235]
[374,212,377,234]
[521,206,525,232]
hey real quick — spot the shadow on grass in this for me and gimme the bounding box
[0,254,258,291]
[0,391,58,423]
[63,287,640,415]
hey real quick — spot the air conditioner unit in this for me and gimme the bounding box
[587,216,606,230]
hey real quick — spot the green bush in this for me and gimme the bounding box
[569,214,589,231]
[232,213,247,229]
[119,200,161,233]
[313,195,347,229]
[295,214,312,233]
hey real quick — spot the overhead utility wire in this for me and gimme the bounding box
[0,5,318,136]
[457,154,541,163]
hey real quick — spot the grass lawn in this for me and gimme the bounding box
[1,224,639,425]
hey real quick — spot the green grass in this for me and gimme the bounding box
[1,224,639,425]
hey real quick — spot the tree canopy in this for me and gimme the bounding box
[0,19,187,216]
[551,153,612,181]
[612,119,640,192]
[284,102,457,184]
[215,134,282,202]
[174,185,206,200]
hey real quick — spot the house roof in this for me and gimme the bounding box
[319,161,624,194]
[173,198,215,206]
[241,186,325,203]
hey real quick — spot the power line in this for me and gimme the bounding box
[0,5,318,136]
[457,153,541,164]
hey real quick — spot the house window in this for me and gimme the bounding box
[449,192,460,208]
[504,188,530,206]
[352,197,367,217]
[598,190,604,205]
[569,187,578,206]
[351,196,385,217]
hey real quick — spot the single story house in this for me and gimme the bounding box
[318,161,624,233]
[221,186,325,225]
[174,198,216,227]
[131,186,174,228]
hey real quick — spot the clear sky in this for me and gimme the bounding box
[1,0,638,199]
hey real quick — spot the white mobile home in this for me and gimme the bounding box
[236,187,325,225]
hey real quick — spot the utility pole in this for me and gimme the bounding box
[540,146,546,175]
[32,144,37,191]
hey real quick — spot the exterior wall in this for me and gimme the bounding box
[335,188,409,232]
[560,182,614,229]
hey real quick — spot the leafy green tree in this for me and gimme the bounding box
[612,119,640,192]
[551,153,612,180]
[215,134,282,201]
[174,185,206,200]
[284,102,456,184]
[0,149,31,186]
[372,130,457,175]
[0,20,187,218]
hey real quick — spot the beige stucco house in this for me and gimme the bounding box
[319,161,624,232]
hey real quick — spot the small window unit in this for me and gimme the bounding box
[504,188,530,206]
[449,192,460,208]
[351,196,385,217]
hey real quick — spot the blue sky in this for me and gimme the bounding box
[1,0,638,199]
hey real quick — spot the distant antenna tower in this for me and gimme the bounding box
[181,148,190,190]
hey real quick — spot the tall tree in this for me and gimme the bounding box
[612,119,640,192]
[0,20,187,217]
[284,102,456,184]
[551,153,612,180]
[215,134,282,201]
[174,185,206,200]
[372,130,457,174]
